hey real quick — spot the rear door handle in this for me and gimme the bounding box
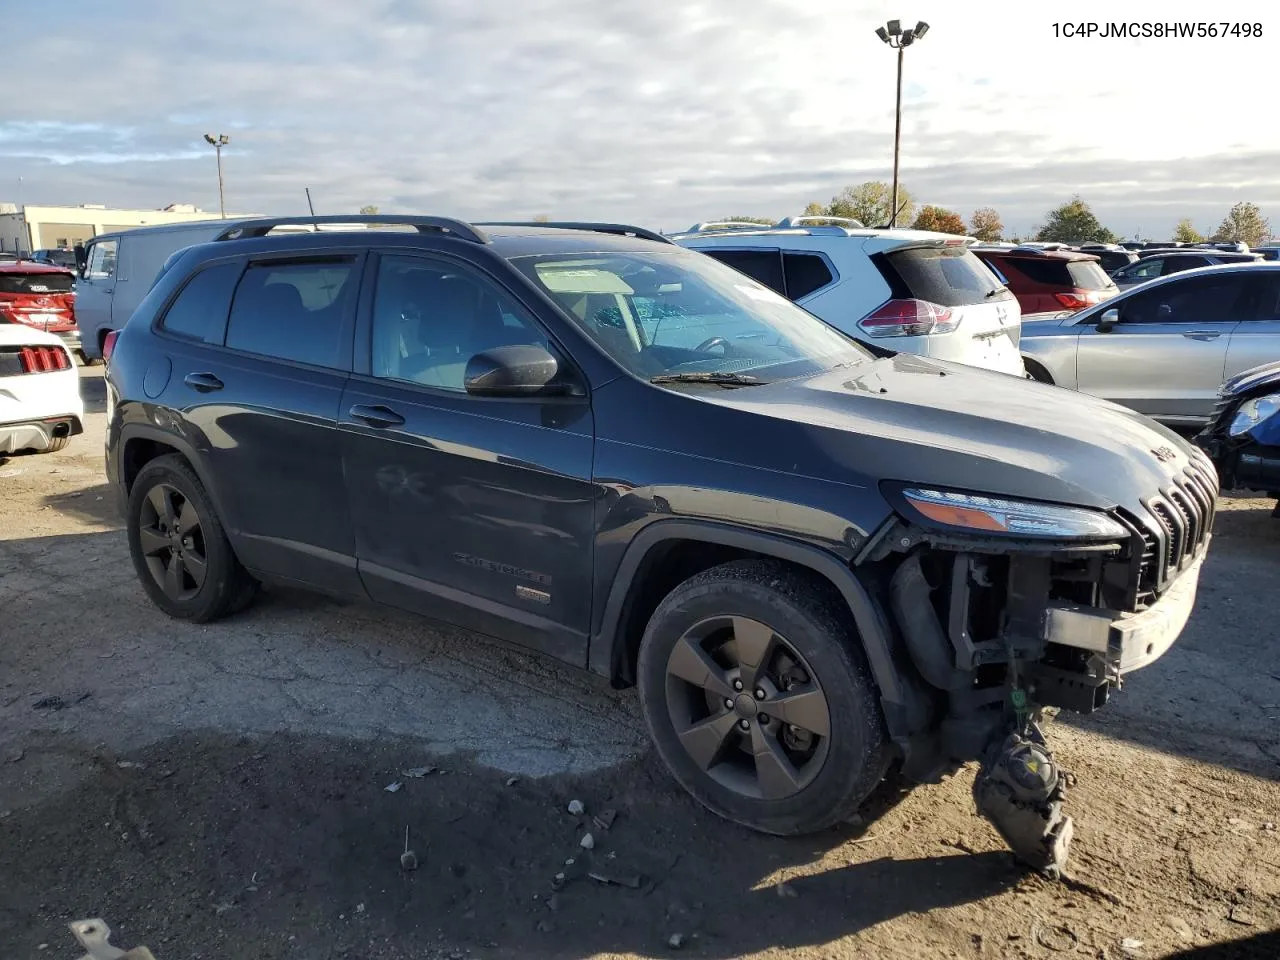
[183,372,224,392]
[349,404,405,429]
[1181,330,1222,341]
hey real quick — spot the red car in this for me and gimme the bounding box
[972,246,1117,315]
[0,260,80,356]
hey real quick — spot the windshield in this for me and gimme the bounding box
[510,250,872,382]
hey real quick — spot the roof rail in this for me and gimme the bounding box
[776,215,866,229]
[685,221,777,233]
[214,214,490,244]
[477,221,673,245]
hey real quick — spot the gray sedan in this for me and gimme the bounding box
[1020,263,1280,427]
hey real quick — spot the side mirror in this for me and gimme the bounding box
[1095,308,1119,333]
[464,344,577,398]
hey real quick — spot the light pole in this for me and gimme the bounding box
[874,19,929,228]
[203,134,230,218]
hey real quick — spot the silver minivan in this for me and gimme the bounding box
[75,220,248,360]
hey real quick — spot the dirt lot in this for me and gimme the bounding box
[2,368,1278,959]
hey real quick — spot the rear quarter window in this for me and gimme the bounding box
[158,261,243,344]
[879,246,1009,306]
[224,258,357,368]
[782,253,835,299]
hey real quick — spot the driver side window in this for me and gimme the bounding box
[370,255,551,392]
[85,239,118,280]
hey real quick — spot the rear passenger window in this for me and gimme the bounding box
[782,253,834,299]
[703,249,786,296]
[225,259,356,368]
[159,261,242,344]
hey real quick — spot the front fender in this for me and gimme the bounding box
[588,518,924,748]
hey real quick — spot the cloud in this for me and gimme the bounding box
[0,0,1275,238]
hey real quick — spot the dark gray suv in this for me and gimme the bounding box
[104,216,1218,876]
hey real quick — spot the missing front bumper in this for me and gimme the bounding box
[1043,553,1204,675]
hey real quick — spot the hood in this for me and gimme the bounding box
[1221,359,1280,398]
[704,354,1196,513]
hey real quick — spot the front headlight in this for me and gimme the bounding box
[902,487,1129,540]
[1228,393,1280,437]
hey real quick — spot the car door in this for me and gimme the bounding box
[1074,272,1250,423]
[1224,272,1280,379]
[155,249,365,595]
[72,237,118,357]
[339,251,597,665]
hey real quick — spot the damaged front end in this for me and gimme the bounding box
[863,463,1218,874]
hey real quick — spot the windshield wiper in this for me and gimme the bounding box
[984,287,1007,299]
[649,371,765,386]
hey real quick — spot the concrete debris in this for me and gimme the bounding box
[567,799,585,816]
[545,894,560,912]
[384,781,402,793]
[579,832,596,850]
[117,761,144,770]
[355,903,365,914]
[592,808,618,831]
[1227,906,1256,926]
[506,776,521,787]
[402,766,437,778]
[1120,937,1144,955]
[667,933,686,949]
[588,869,645,889]
[68,918,158,960]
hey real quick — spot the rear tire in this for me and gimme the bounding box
[637,560,890,836]
[1023,358,1054,384]
[126,454,258,622]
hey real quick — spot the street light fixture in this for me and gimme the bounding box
[875,19,930,227]
[203,133,230,218]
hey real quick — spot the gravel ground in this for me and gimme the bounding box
[1,368,1277,959]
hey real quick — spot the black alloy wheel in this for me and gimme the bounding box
[136,483,208,602]
[638,560,890,836]
[126,454,258,622]
[664,615,831,800]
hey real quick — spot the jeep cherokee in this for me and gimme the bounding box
[104,216,1218,875]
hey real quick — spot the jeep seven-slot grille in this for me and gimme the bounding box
[1135,456,1219,603]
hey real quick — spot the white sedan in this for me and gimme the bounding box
[0,324,84,455]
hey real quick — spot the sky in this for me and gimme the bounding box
[2,0,1277,239]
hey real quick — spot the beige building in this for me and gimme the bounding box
[0,202,258,254]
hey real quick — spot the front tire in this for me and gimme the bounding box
[1023,358,1054,384]
[637,560,889,836]
[126,454,257,622]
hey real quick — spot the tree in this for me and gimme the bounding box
[969,207,1004,242]
[912,205,967,235]
[1034,196,1118,244]
[359,205,379,215]
[719,215,776,225]
[1172,218,1203,243]
[1210,202,1271,246]
[532,214,551,223]
[811,181,915,228]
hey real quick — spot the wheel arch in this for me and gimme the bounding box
[590,520,912,739]
[118,424,233,533]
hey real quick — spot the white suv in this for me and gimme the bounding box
[673,217,1024,375]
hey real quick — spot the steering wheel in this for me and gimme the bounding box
[695,336,730,354]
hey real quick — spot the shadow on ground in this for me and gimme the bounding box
[0,732,1021,959]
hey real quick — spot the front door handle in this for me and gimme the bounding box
[183,372,224,392]
[349,404,405,429]
[1181,330,1222,341]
